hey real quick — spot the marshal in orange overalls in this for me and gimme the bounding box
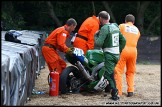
[114,22,140,96]
[72,15,100,54]
[42,25,70,74]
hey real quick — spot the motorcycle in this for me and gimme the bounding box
[59,47,108,94]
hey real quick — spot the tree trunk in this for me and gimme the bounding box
[91,1,96,15]
[46,1,62,27]
[102,1,116,23]
[136,1,151,35]
[146,15,160,34]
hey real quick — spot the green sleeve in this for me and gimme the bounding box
[119,32,126,53]
[95,26,108,47]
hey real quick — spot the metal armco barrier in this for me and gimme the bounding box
[1,30,46,106]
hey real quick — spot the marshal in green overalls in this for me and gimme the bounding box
[95,23,126,100]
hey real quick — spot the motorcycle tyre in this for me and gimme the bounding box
[59,66,81,94]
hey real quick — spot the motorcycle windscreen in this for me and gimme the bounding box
[73,48,85,63]
[65,47,85,65]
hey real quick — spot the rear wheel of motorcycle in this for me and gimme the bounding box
[59,66,81,94]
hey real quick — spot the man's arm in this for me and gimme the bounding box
[94,26,108,47]
[57,32,69,53]
[119,31,126,53]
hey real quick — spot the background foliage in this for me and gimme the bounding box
[1,1,161,36]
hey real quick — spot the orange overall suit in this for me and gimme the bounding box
[114,22,140,96]
[42,25,70,74]
[72,15,100,54]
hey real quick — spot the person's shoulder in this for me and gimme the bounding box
[55,26,63,30]
[119,23,125,26]
[101,24,109,30]
[102,24,108,27]
[111,23,119,27]
[86,16,94,20]
[56,26,66,33]
[89,15,97,21]
[106,23,119,29]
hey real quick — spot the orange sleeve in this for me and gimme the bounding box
[86,22,99,49]
[57,31,69,53]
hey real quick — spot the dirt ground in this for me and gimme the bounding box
[24,63,161,106]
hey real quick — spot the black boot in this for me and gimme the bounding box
[110,88,119,101]
[105,84,111,93]
[127,92,133,97]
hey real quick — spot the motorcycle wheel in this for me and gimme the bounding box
[59,66,81,94]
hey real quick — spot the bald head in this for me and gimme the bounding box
[98,11,110,20]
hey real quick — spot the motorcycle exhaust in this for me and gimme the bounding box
[91,62,104,77]
[76,61,94,82]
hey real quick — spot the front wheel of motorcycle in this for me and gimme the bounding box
[59,66,81,94]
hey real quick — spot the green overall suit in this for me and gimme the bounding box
[95,23,126,100]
